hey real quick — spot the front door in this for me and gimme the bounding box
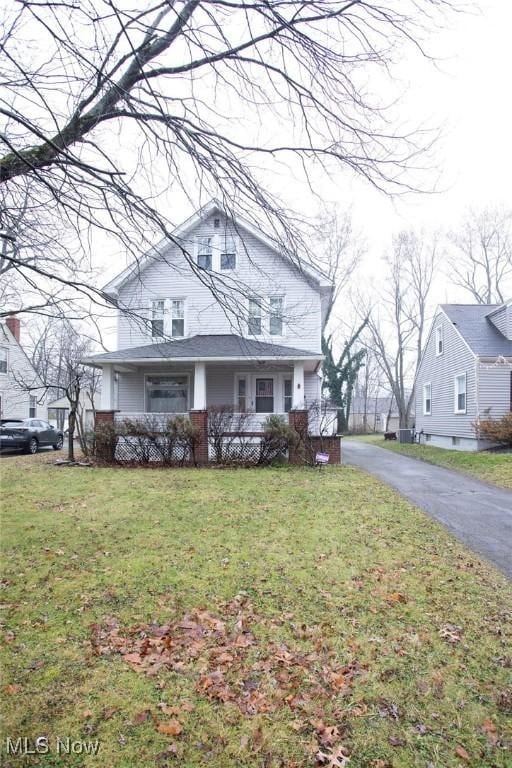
[255,378,274,413]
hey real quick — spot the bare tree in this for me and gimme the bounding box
[364,229,438,428]
[17,319,100,460]
[447,207,512,304]
[1,0,456,317]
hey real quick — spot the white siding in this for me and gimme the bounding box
[415,311,478,440]
[117,364,320,413]
[116,214,322,353]
[478,362,512,418]
[0,325,46,421]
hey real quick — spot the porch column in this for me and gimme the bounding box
[193,362,206,410]
[101,364,115,410]
[292,360,305,409]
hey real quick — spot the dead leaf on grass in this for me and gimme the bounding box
[157,719,183,737]
[455,744,470,762]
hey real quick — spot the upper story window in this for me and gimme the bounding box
[171,300,185,337]
[454,373,467,414]
[248,299,262,335]
[151,300,165,338]
[269,296,283,335]
[435,325,443,356]
[0,346,8,374]
[220,235,236,270]
[29,395,37,418]
[151,299,185,338]
[197,236,213,270]
[423,382,431,415]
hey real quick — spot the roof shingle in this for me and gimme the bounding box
[441,304,512,356]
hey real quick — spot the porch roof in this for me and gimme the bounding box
[84,334,322,366]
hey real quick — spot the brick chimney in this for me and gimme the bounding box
[6,316,21,343]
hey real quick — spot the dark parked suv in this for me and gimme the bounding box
[0,419,64,454]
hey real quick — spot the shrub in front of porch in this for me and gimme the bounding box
[93,415,200,466]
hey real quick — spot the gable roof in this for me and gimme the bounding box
[103,199,333,295]
[441,303,512,357]
[84,334,322,365]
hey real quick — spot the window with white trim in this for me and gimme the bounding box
[454,373,466,413]
[0,347,7,374]
[269,296,283,335]
[423,382,432,415]
[248,299,262,335]
[29,395,37,418]
[435,325,443,356]
[146,375,188,413]
[151,299,165,338]
[220,235,236,270]
[197,236,213,270]
[170,300,185,337]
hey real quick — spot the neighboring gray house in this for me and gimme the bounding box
[0,317,47,421]
[85,200,333,429]
[414,302,512,450]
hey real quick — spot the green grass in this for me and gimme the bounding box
[1,455,511,767]
[349,434,512,489]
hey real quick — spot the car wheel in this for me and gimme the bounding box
[26,437,38,455]
[53,436,64,450]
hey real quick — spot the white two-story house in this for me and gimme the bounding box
[0,317,46,421]
[86,201,333,429]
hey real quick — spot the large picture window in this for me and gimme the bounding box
[454,373,467,414]
[146,376,188,413]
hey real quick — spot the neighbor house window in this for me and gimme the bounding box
[435,325,443,356]
[197,236,213,270]
[171,300,185,337]
[220,235,236,270]
[454,373,467,413]
[29,395,37,418]
[151,299,165,338]
[248,299,262,335]
[146,376,188,413]
[0,347,7,374]
[269,296,283,335]
[423,382,432,415]
[284,378,292,412]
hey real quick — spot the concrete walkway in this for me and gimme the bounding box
[343,440,512,579]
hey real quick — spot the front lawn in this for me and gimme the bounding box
[1,457,511,767]
[350,434,512,490]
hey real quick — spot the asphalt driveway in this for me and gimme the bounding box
[343,440,512,579]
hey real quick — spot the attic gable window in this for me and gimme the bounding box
[435,325,443,356]
[197,236,213,270]
[0,346,7,374]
